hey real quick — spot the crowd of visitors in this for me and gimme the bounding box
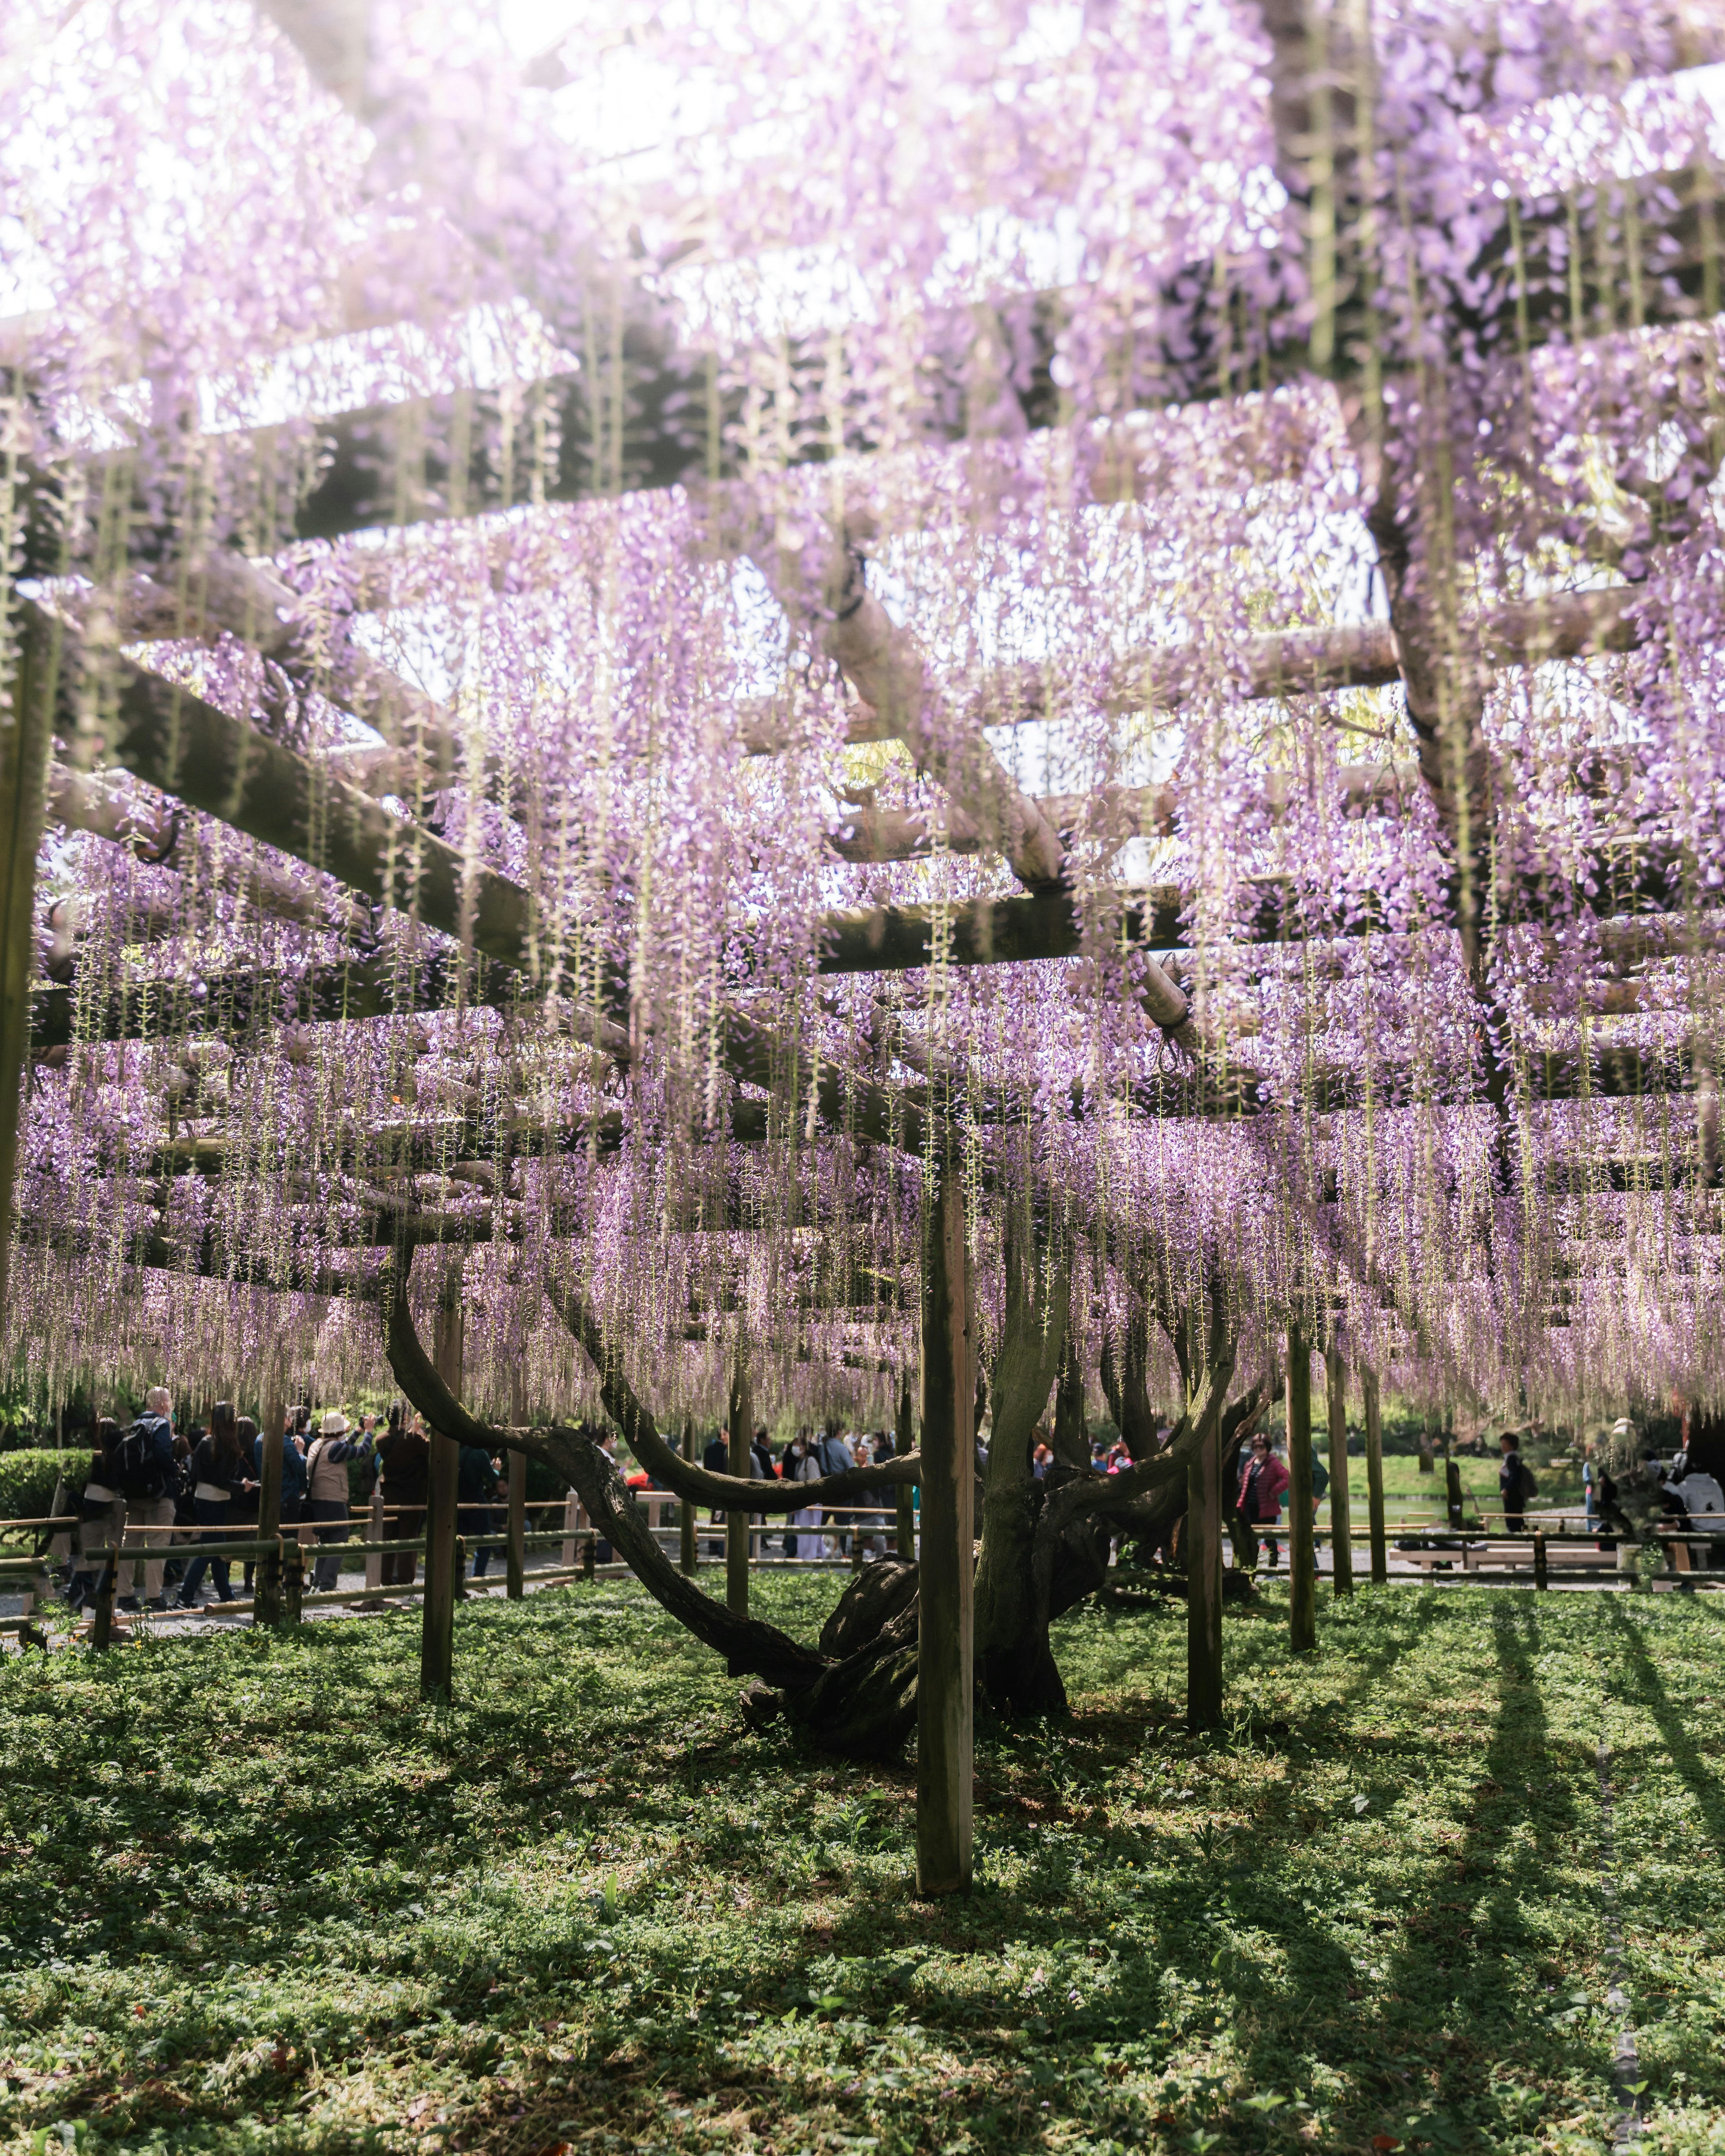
[58,1392,510,1613]
[688,1423,904,1560]
[42,1391,1725,1619]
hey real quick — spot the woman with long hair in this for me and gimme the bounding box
[66,1418,124,1613]
[786,1430,824,1563]
[176,1401,252,1607]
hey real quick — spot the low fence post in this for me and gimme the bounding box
[258,1536,283,1626]
[581,1533,595,1582]
[92,1555,116,1651]
[254,1405,285,1626]
[48,1475,71,1573]
[1534,1529,1548,1590]
[365,1487,385,1591]
[561,1490,579,1569]
[506,1450,526,1600]
[283,1539,304,1625]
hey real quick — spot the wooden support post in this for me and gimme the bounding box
[562,1490,579,1568]
[1186,1387,1224,1732]
[581,1533,594,1582]
[895,1375,917,1560]
[0,607,55,1343]
[1534,1528,1549,1590]
[48,1476,71,1570]
[917,1167,973,1898]
[1444,1430,1466,1530]
[365,1485,385,1590]
[420,1272,462,1704]
[1325,1346,1354,1599]
[92,1555,116,1651]
[727,1356,752,1618]
[282,1538,304,1625]
[254,1402,285,1626]
[1361,1365,1389,1586]
[679,1420,698,1576]
[1286,1324,1318,1652]
[506,1448,526,1600]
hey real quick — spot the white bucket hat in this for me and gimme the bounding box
[318,1409,350,1436]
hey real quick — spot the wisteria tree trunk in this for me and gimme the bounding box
[384,1236,1267,1757]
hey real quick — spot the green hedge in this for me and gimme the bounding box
[0,1449,88,1523]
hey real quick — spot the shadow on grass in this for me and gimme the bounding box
[1602,1597,1725,1852]
[1197,1595,1604,2151]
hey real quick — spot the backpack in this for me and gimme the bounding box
[115,1417,172,1502]
[1518,1460,1540,1501]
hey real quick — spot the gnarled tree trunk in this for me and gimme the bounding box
[385,1235,1268,1755]
[973,1211,1071,1714]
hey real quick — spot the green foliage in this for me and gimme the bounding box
[0,1450,85,1526]
[0,1581,1720,2155]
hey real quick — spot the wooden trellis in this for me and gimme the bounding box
[4,0,1725,1888]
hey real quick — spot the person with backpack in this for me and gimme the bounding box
[1499,1430,1537,1534]
[175,1401,253,1607]
[303,1409,373,1592]
[115,1387,178,1611]
[167,1422,199,1598]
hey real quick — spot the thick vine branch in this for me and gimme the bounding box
[542,1269,921,1514]
[380,1242,827,1689]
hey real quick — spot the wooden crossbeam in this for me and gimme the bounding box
[47,763,374,938]
[805,584,1646,751]
[31,604,937,1159]
[17,153,1720,576]
[33,862,1707,1057]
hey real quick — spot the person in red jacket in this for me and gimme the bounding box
[1238,1432,1291,1572]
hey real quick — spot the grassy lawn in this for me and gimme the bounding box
[0,1579,1721,2156]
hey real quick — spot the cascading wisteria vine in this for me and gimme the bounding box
[3,0,1725,1439]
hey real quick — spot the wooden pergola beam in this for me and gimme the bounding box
[34,606,938,1159]
[18,152,1720,576]
[33,859,1707,1059]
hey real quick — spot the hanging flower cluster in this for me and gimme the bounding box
[3,0,1724,1436]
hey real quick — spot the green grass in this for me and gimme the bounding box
[1325,1453,1585,1523]
[0,1580,1721,2156]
